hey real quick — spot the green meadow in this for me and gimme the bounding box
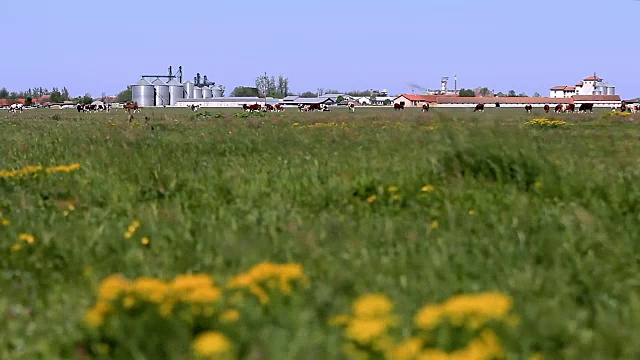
[1,107,640,360]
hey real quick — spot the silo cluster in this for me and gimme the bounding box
[130,68,225,107]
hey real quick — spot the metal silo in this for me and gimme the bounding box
[595,84,606,95]
[132,78,155,107]
[152,78,170,106]
[606,85,615,95]
[212,85,224,97]
[594,90,602,95]
[167,79,184,105]
[193,86,203,99]
[202,86,213,98]
[183,81,195,99]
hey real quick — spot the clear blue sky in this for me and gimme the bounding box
[2,0,638,98]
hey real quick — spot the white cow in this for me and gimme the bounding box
[8,103,24,113]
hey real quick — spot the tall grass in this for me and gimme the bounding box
[1,107,640,359]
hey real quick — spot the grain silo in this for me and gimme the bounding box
[132,78,155,107]
[606,84,615,95]
[193,86,203,99]
[183,81,195,99]
[152,78,170,106]
[167,79,184,105]
[212,85,224,97]
[202,86,213,98]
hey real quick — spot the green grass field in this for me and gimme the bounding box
[2,107,640,360]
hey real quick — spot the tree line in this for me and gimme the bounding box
[458,87,541,98]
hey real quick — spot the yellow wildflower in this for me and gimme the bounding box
[417,349,450,360]
[345,318,395,345]
[421,185,435,192]
[367,194,377,203]
[468,210,476,215]
[1,219,9,226]
[84,301,112,327]
[11,243,21,251]
[430,220,439,229]
[97,274,130,302]
[388,186,399,192]
[18,233,35,244]
[220,309,240,323]
[392,194,401,200]
[141,237,150,245]
[352,294,394,318]
[387,337,423,360]
[192,331,232,358]
[130,277,169,304]
[415,304,445,329]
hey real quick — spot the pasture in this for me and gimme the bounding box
[2,106,640,360]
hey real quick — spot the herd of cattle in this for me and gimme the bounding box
[6,100,640,115]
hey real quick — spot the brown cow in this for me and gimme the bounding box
[422,104,430,112]
[565,104,575,113]
[393,103,404,111]
[525,105,532,113]
[544,104,550,113]
[554,104,563,113]
[263,104,275,112]
[274,103,284,112]
[474,104,485,112]
[124,101,140,113]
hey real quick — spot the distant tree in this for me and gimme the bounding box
[508,90,517,97]
[255,72,277,98]
[50,89,64,103]
[346,90,372,97]
[474,87,493,97]
[533,92,541,97]
[79,93,93,104]
[369,95,377,104]
[276,75,290,97]
[496,92,507,97]
[317,88,325,96]
[299,91,317,98]
[337,95,345,103]
[383,99,392,106]
[459,88,475,97]
[0,87,8,98]
[324,89,342,95]
[116,86,132,103]
[230,86,259,97]
[61,87,70,100]
[518,92,527,97]
[25,97,32,106]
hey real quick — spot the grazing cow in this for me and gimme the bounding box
[8,103,24,113]
[544,104,550,113]
[554,104,564,113]
[321,104,331,112]
[422,104,430,112]
[76,104,84,112]
[308,104,323,111]
[634,105,640,113]
[242,104,261,112]
[348,102,355,112]
[578,103,594,113]
[123,101,140,113]
[274,103,284,112]
[564,104,575,113]
[263,104,275,112]
[393,103,404,111]
[297,104,306,112]
[190,104,200,112]
[474,104,485,112]
[525,104,533,113]
[621,102,627,113]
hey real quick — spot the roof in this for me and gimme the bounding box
[282,95,299,102]
[565,86,576,91]
[135,78,153,86]
[293,97,335,104]
[549,85,576,91]
[395,94,439,102]
[572,95,621,102]
[175,97,283,104]
[437,97,572,104]
[583,75,603,81]
[575,81,584,86]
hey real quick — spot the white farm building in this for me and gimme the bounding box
[550,74,616,98]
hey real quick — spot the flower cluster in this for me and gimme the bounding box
[10,233,36,252]
[83,262,308,359]
[602,111,632,119]
[227,262,309,304]
[0,212,9,226]
[0,163,80,179]
[332,292,528,360]
[524,118,570,129]
[365,184,436,204]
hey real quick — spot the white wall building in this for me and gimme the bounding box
[550,74,616,98]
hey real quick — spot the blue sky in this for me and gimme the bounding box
[2,0,638,98]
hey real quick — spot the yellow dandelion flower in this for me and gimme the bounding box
[63,210,69,216]
[130,277,169,304]
[367,194,377,203]
[68,204,76,211]
[417,349,450,360]
[11,243,22,252]
[97,275,130,302]
[141,237,150,245]
[220,309,240,323]
[352,294,394,318]
[18,233,35,244]
[83,301,112,327]
[392,194,401,200]
[429,220,439,229]
[345,318,395,345]
[124,231,132,239]
[415,304,445,330]
[387,337,423,360]
[122,296,135,308]
[388,186,399,192]
[1,219,9,226]
[421,185,435,192]
[468,210,476,215]
[192,331,232,357]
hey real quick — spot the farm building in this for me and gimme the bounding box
[550,74,616,98]
[280,96,335,107]
[572,95,621,108]
[393,94,439,107]
[436,97,572,108]
[175,97,280,108]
